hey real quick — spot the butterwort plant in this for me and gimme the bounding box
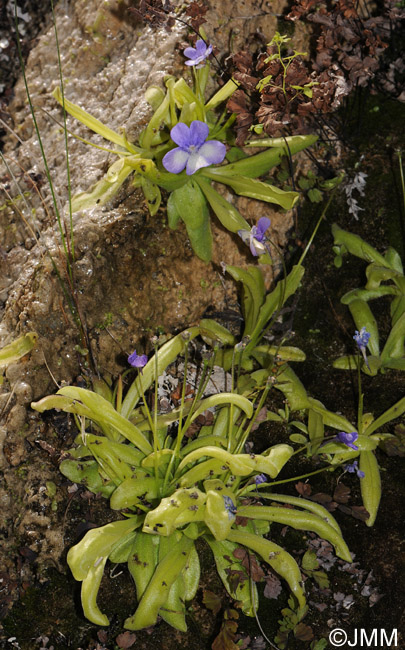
[200,196,336,372]
[51,32,318,261]
[332,223,405,375]
[273,346,405,527]
[32,323,352,632]
[199,250,307,371]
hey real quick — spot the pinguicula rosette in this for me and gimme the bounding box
[128,349,148,370]
[162,121,226,176]
[335,431,359,451]
[238,217,271,256]
[184,39,213,68]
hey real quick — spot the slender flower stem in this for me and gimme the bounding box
[255,236,287,343]
[193,67,203,104]
[297,190,336,268]
[116,375,123,413]
[177,343,189,443]
[278,42,287,99]
[14,3,72,278]
[167,78,177,129]
[226,348,237,453]
[238,465,334,497]
[0,152,41,243]
[357,354,364,435]
[234,381,272,456]
[14,2,92,357]
[153,341,159,451]
[398,150,405,229]
[136,371,159,480]
[51,0,75,264]
[163,341,191,490]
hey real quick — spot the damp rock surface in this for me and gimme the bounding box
[1,0,293,398]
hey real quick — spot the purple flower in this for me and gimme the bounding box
[184,39,213,68]
[128,349,148,370]
[238,217,271,256]
[344,461,365,478]
[162,121,226,176]
[353,327,371,369]
[354,327,370,349]
[335,431,359,451]
[254,473,268,485]
[223,495,237,520]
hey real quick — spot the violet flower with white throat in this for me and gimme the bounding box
[238,217,271,256]
[162,121,226,176]
[184,39,213,68]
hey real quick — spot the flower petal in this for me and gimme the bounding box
[185,40,212,66]
[238,229,250,246]
[188,120,209,147]
[197,140,226,164]
[354,327,370,348]
[250,238,260,257]
[335,431,359,451]
[195,39,207,55]
[128,350,148,368]
[162,147,189,174]
[185,152,209,175]
[170,122,191,148]
[184,46,197,59]
[185,139,225,174]
[256,217,271,239]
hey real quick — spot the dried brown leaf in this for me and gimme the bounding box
[227,89,254,146]
[97,630,108,644]
[225,567,248,592]
[250,406,268,432]
[334,482,351,504]
[311,493,338,511]
[128,0,175,30]
[295,481,312,497]
[338,504,370,521]
[294,622,314,642]
[185,0,208,18]
[116,631,137,648]
[203,589,222,615]
[350,505,371,521]
[233,548,264,582]
[263,572,282,599]
[212,620,238,650]
[184,0,208,31]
